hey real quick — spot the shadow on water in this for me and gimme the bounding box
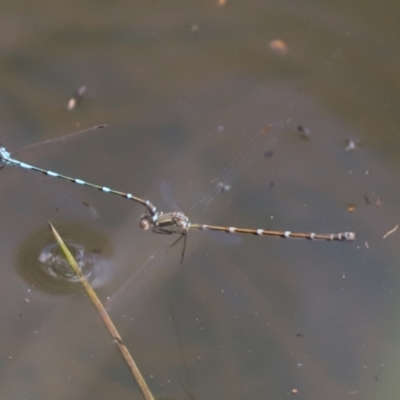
[0,1,399,399]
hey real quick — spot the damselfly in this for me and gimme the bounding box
[1,122,355,264]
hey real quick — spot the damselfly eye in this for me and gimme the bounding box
[139,218,150,231]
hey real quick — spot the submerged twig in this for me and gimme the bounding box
[48,222,155,400]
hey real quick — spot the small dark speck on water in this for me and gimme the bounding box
[297,125,312,140]
[374,365,385,381]
[264,150,274,158]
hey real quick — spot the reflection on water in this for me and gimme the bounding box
[17,223,114,294]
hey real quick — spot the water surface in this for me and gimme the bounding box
[0,1,398,399]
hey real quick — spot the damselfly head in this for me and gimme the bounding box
[139,215,151,231]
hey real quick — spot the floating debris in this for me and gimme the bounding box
[297,125,312,140]
[348,204,356,213]
[344,138,361,152]
[383,225,398,239]
[67,85,87,111]
[269,39,288,55]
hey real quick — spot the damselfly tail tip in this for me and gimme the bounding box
[342,232,356,241]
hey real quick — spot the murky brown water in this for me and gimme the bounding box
[0,1,399,399]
